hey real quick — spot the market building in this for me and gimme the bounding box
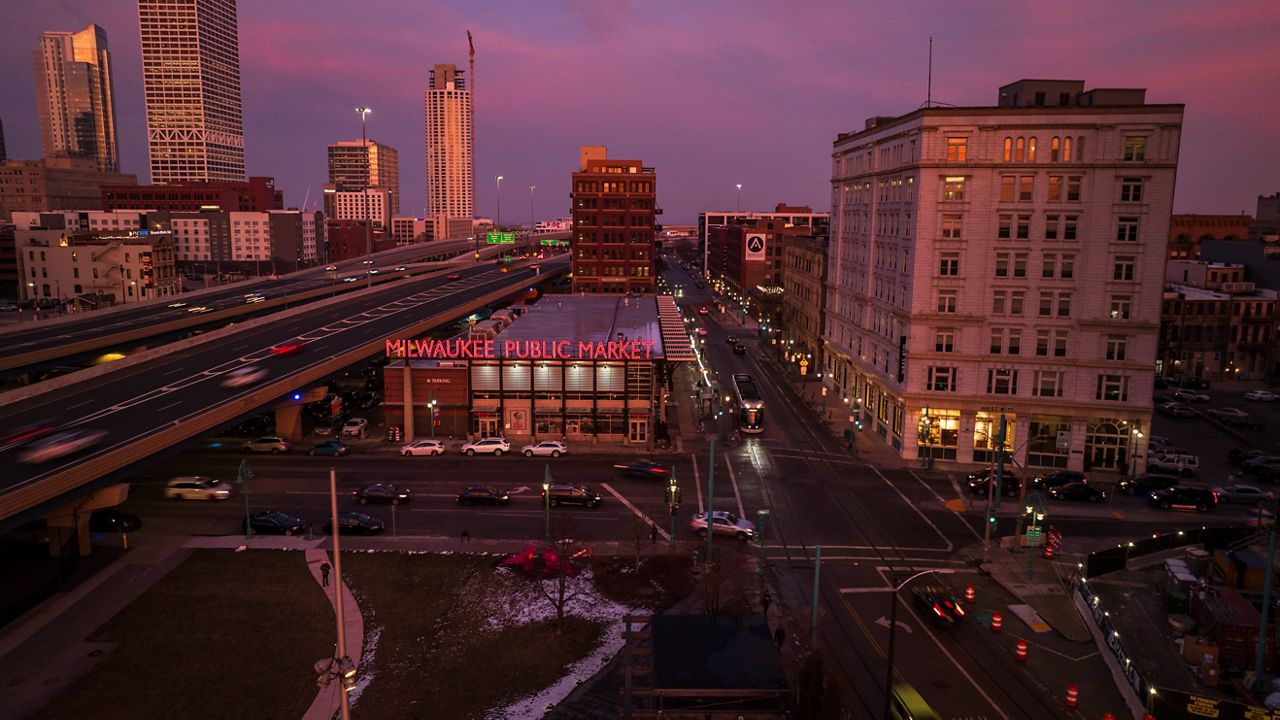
[382,294,693,446]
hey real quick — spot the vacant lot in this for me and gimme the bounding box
[34,549,332,720]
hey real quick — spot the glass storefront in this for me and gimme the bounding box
[918,408,960,460]
[1028,417,1071,468]
[973,412,1016,465]
[1085,419,1128,472]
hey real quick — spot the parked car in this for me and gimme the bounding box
[401,439,446,456]
[1149,487,1219,512]
[323,511,384,535]
[541,483,603,508]
[1245,390,1279,402]
[1229,448,1268,465]
[222,365,268,388]
[1213,484,1276,504]
[965,469,1022,497]
[241,436,291,454]
[1159,402,1200,419]
[613,459,671,479]
[690,510,755,541]
[1148,452,1200,476]
[340,418,368,437]
[309,440,350,457]
[1207,408,1264,429]
[90,509,142,533]
[245,511,307,535]
[1030,470,1087,490]
[521,440,567,458]
[461,437,510,456]
[455,486,510,506]
[1172,390,1211,403]
[1049,482,1107,503]
[165,476,232,501]
[910,585,966,627]
[353,482,411,505]
[17,428,109,464]
[1118,474,1180,496]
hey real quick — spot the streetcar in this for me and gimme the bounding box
[730,373,764,434]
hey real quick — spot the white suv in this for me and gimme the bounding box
[461,437,510,456]
[1149,452,1201,476]
[165,476,232,501]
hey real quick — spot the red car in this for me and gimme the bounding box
[270,343,304,356]
[698,306,710,315]
[447,274,460,280]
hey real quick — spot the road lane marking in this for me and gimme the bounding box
[67,399,94,410]
[869,465,954,552]
[690,452,705,513]
[723,450,746,518]
[163,367,185,376]
[601,482,670,541]
[912,468,985,542]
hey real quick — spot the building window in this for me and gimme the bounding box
[998,214,1012,239]
[1034,371,1064,398]
[940,213,964,240]
[1002,137,1012,162]
[987,368,1018,395]
[946,137,968,162]
[1063,137,1073,161]
[991,290,1026,316]
[1045,215,1059,241]
[1095,374,1129,402]
[1120,177,1144,203]
[1117,216,1139,242]
[994,252,1009,278]
[1064,215,1079,241]
[1000,176,1015,202]
[935,328,955,353]
[1015,137,1026,161]
[943,177,966,201]
[1016,215,1031,240]
[927,366,958,392]
[1027,137,1037,162]
[990,328,1022,355]
[1110,295,1132,320]
[1066,176,1082,202]
[1012,252,1028,278]
[936,289,958,313]
[1039,291,1072,318]
[1035,328,1069,357]
[1042,253,1057,279]
[1113,255,1136,281]
[939,252,960,276]
[1106,334,1128,361]
[1050,137,1061,162]
[1018,176,1034,201]
[1123,136,1147,162]
[1060,254,1075,279]
[1048,176,1062,202]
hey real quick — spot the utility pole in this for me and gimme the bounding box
[329,468,352,720]
[1255,492,1280,693]
[356,106,372,258]
[810,545,822,649]
[705,437,716,566]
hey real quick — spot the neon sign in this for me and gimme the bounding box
[386,338,656,361]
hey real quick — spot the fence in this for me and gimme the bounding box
[1084,525,1255,579]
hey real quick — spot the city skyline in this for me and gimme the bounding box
[0,1,1275,223]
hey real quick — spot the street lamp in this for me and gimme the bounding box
[428,398,437,439]
[542,478,551,544]
[1024,495,1047,580]
[529,185,536,257]
[496,175,504,227]
[883,569,954,720]
[355,106,373,257]
[735,183,742,212]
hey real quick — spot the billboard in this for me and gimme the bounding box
[745,233,766,260]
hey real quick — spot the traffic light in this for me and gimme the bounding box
[988,512,998,525]
[853,418,864,432]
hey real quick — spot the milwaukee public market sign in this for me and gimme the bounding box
[386,338,657,361]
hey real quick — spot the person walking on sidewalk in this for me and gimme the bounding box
[319,561,331,587]
[650,525,659,545]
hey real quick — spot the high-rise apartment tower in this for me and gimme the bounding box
[33,25,119,172]
[424,64,473,220]
[138,0,245,183]
[327,140,400,217]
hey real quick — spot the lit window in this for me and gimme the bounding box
[946,137,968,162]
[1123,136,1147,162]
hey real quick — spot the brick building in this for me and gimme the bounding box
[101,176,283,212]
[570,146,656,293]
[1167,214,1252,259]
[778,233,829,378]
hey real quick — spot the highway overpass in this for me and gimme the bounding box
[0,255,568,529]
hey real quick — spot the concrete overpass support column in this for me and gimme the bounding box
[276,404,304,442]
[402,361,415,442]
[46,513,92,557]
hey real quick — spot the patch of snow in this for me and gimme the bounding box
[481,569,640,720]
[346,624,381,707]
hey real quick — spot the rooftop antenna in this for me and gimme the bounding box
[920,37,954,109]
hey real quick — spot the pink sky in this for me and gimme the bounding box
[2,0,1277,222]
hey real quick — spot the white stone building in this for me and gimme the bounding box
[824,80,1183,475]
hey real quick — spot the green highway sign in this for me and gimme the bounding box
[486,232,516,245]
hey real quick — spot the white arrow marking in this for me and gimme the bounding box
[875,616,912,634]
[508,486,532,495]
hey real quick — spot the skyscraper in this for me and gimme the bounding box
[33,25,119,172]
[424,63,473,220]
[138,0,245,183]
[327,139,400,216]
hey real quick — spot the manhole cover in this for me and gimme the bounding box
[930,679,951,691]
[88,649,104,657]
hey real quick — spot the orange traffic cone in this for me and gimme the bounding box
[1043,543,1056,559]
[1015,638,1028,662]
[1065,684,1079,708]
[991,611,1003,633]
[964,584,976,603]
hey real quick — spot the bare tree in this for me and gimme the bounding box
[536,536,584,636]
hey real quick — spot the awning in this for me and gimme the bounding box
[656,295,696,362]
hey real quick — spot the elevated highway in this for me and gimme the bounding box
[0,234,566,373]
[0,255,568,527]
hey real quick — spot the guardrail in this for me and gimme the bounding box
[0,263,567,523]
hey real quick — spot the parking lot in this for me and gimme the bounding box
[1152,381,1280,491]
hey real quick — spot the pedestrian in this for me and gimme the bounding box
[762,589,772,616]
[650,525,659,545]
[774,626,785,648]
[460,529,470,543]
[319,561,331,587]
